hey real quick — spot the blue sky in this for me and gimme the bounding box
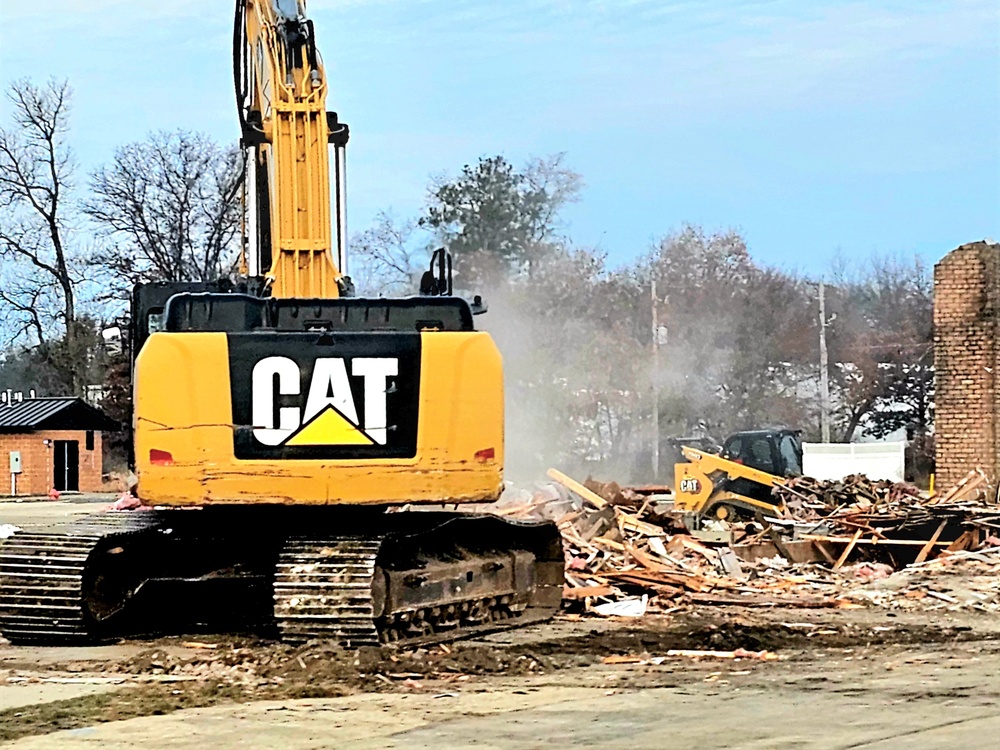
[1,0,997,274]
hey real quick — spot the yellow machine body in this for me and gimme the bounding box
[673,446,785,520]
[134,330,504,506]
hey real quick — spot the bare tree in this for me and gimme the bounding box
[350,211,424,296]
[827,253,933,443]
[0,79,94,396]
[86,130,243,292]
[0,79,79,346]
[522,153,584,243]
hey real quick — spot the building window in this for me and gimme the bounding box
[86,431,95,451]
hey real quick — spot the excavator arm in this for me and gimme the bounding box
[235,0,349,298]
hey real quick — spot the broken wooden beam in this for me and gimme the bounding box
[547,468,608,509]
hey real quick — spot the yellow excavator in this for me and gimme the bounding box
[0,0,562,645]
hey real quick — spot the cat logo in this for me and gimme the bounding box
[251,356,397,447]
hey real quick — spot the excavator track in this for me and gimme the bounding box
[273,521,564,648]
[274,537,383,645]
[0,513,162,643]
[0,511,563,647]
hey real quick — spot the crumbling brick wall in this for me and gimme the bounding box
[934,241,1000,488]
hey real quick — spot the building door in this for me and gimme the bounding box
[54,440,79,492]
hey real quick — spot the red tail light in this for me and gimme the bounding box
[149,449,174,466]
[474,447,495,462]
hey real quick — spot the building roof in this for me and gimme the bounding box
[0,397,119,433]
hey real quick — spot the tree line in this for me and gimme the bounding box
[0,79,933,481]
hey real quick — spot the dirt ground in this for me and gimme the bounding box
[2,498,999,748]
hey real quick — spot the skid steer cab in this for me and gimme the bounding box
[673,428,802,526]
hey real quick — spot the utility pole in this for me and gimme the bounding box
[651,280,660,480]
[819,281,831,443]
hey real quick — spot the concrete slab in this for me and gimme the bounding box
[0,499,113,527]
[6,674,1000,750]
[0,683,122,713]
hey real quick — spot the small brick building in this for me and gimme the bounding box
[0,397,118,496]
[934,241,1000,488]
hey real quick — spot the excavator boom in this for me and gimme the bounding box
[237,0,347,298]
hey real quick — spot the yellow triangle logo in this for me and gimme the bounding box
[284,406,375,447]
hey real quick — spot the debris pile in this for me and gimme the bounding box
[844,546,1000,613]
[496,468,1000,618]
[775,474,924,518]
[774,469,999,568]
[109,640,552,692]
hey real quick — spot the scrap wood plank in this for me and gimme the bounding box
[607,576,686,598]
[618,511,666,537]
[836,519,888,539]
[801,535,954,547]
[766,526,797,563]
[680,537,720,561]
[563,585,616,600]
[833,529,864,570]
[935,470,987,505]
[687,592,836,608]
[593,536,626,552]
[547,468,608,509]
[625,542,677,573]
[945,530,974,553]
[913,519,949,565]
[812,539,838,565]
[602,654,644,664]
[607,570,711,593]
[908,544,1000,568]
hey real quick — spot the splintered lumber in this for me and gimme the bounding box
[946,530,977,553]
[665,649,779,660]
[686,592,837,608]
[933,469,989,505]
[593,536,625,552]
[602,655,644,664]
[547,468,608,509]
[563,585,615,600]
[606,569,713,593]
[679,537,719,561]
[625,541,675,572]
[834,529,863,570]
[813,540,838,565]
[913,519,949,564]
[618,512,666,537]
[801,535,954,547]
[907,544,1000,568]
